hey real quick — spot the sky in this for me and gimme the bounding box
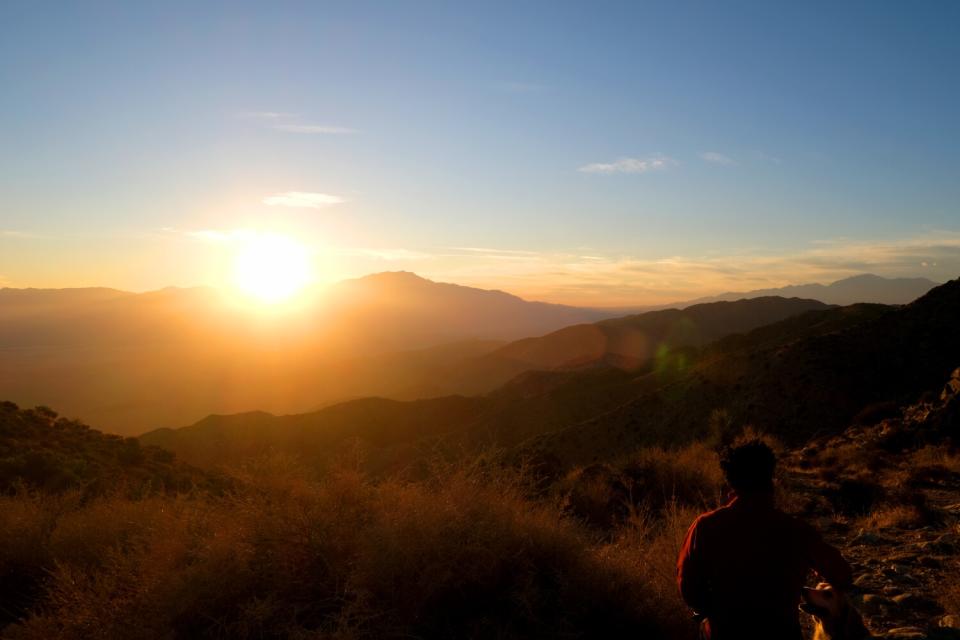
[1,1,958,306]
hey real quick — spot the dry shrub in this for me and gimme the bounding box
[0,492,64,626]
[2,463,687,639]
[903,445,960,489]
[909,444,960,471]
[620,443,724,513]
[940,560,960,616]
[815,442,886,478]
[557,464,630,529]
[857,504,929,531]
[609,502,703,640]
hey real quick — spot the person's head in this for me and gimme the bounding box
[719,439,776,495]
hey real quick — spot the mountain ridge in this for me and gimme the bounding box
[677,273,937,307]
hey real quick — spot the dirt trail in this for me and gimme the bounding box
[779,370,960,638]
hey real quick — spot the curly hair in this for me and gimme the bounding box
[719,439,776,493]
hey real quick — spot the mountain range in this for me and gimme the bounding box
[0,272,939,436]
[139,294,833,470]
[0,273,607,433]
[679,273,937,307]
[140,277,960,475]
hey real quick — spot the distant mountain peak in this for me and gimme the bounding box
[680,273,938,307]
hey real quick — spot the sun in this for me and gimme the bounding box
[232,233,313,304]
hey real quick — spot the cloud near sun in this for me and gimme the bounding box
[262,192,345,209]
[577,155,676,174]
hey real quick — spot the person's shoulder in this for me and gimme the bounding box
[692,502,735,528]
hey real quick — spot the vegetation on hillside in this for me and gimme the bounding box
[142,279,960,475]
[0,402,220,496]
[3,363,960,638]
[0,448,716,639]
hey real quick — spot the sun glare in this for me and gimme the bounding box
[232,233,313,304]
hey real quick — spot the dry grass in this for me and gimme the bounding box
[556,442,724,532]
[856,504,929,531]
[0,458,695,639]
[941,568,960,617]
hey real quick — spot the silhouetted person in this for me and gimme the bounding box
[677,440,852,639]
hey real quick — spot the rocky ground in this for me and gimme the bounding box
[784,369,960,639]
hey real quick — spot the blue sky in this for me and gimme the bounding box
[1,1,958,305]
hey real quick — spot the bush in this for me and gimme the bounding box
[620,443,725,512]
[1,464,692,639]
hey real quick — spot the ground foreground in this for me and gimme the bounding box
[1,371,959,638]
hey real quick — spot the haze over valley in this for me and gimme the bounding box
[0,272,936,435]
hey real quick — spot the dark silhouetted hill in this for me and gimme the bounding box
[137,297,848,471]
[387,296,834,399]
[0,401,218,494]
[491,296,830,370]
[527,277,960,467]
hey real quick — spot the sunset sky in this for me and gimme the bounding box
[1,1,958,306]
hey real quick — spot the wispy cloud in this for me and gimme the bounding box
[184,229,237,243]
[238,111,294,120]
[162,226,958,306]
[699,151,737,166]
[263,191,344,209]
[577,155,676,175]
[240,111,358,135]
[447,247,539,256]
[0,230,38,238]
[334,247,434,261]
[272,124,358,134]
[332,232,959,306]
[163,227,253,244]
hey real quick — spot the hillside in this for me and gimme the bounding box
[137,298,866,472]
[0,273,602,433]
[141,279,960,477]
[492,296,829,370]
[377,296,833,399]
[0,401,218,495]
[141,395,487,473]
[528,277,960,467]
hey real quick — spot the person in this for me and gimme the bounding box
[676,439,852,639]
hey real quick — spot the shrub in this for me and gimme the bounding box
[2,465,690,639]
[620,443,725,512]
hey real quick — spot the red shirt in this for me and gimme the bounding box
[677,493,852,639]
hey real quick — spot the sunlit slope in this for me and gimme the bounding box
[527,277,960,467]
[399,296,831,398]
[0,273,603,433]
[143,277,960,473]
[139,296,881,472]
[492,296,830,369]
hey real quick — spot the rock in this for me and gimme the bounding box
[854,573,876,588]
[884,627,927,639]
[888,552,922,563]
[942,616,960,630]
[860,593,894,615]
[919,556,942,568]
[934,533,960,552]
[853,528,890,545]
[891,592,943,614]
